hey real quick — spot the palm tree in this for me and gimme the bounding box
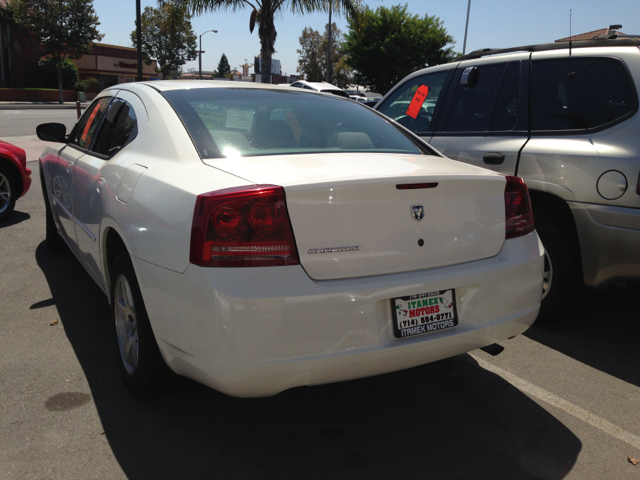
[181,0,362,83]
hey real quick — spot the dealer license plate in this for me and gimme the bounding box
[392,289,458,339]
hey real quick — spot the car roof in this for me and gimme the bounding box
[112,80,303,94]
[458,37,640,61]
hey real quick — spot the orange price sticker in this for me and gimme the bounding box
[80,104,101,143]
[406,85,429,119]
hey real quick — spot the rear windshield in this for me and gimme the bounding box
[161,88,426,159]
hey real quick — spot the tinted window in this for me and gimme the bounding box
[162,88,427,159]
[444,64,509,132]
[71,97,111,149]
[377,71,449,134]
[531,57,636,131]
[92,99,138,156]
[489,63,520,131]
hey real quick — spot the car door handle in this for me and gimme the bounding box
[96,177,106,194]
[483,152,505,165]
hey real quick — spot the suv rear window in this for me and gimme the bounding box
[531,57,636,131]
[444,62,521,133]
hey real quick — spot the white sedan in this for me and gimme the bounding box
[37,82,543,398]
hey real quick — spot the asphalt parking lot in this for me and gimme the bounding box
[1,137,639,479]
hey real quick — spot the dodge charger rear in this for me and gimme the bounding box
[37,82,544,398]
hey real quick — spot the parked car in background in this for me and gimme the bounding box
[0,140,32,222]
[376,37,640,316]
[361,99,380,108]
[37,81,543,398]
[289,80,349,97]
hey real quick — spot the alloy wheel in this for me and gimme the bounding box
[115,274,139,375]
[0,172,11,215]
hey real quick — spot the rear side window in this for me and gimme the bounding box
[92,99,138,157]
[531,57,636,131]
[71,97,111,149]
[489,63,520,131]
[376,71,449,135]
[444,63,521,133]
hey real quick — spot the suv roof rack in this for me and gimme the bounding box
[458,37,640,61]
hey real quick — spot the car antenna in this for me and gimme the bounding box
[568,9,576,78]
[569,9,572,57]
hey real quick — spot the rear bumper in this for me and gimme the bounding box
[135,231,544,397]
[569,202,640,288]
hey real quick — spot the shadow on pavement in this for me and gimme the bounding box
[0,210,30,228]
[36,242,581,480]
[525,286,640,388]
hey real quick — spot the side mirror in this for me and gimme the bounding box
[37,123,67,143]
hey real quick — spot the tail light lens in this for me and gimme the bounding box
[190,185,299,267]
[504,176,535,239]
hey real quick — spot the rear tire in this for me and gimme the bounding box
[111,251,171,397]
[0,165,17,222]
[534,211,579,321]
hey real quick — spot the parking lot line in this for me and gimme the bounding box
[471,354,640,451]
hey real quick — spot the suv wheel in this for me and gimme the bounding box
[534,211,579,320]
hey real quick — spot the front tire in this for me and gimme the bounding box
[0,165,17,222]
[111,251,171,397]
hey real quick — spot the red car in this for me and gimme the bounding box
[0,140,31,222]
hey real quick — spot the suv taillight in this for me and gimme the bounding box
[504,176,535,239]
[190,185,299,267]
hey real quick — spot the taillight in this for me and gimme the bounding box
[190,185,299,267]
[504,176,535,239]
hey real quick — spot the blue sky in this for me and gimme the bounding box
[93,0,640,76]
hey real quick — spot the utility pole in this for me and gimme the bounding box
[199,29,218,79]
[136,0,142,81]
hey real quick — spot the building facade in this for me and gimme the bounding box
[69,43,158,94]
[0,5,42,88]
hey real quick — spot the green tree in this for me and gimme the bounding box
[343,4,456,95]
[130,1,198,80]
[333,56,353,89]
[183,0,362,84]
[297,27,324,82]
[8,0,103,103]
[36,58,79,90]
[217,53,230,78]
[297,23,354,88]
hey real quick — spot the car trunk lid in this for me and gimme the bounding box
[203,153,507,280]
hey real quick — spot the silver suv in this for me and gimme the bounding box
[376,38,640,315]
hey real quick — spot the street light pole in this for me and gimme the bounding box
[462,0,471,55]
[199,29,218,79]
